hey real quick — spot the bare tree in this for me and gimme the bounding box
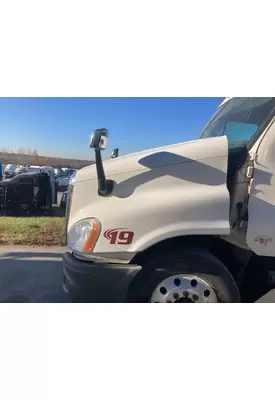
[32,149,39,156]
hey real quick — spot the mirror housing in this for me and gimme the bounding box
[90,128,109,150]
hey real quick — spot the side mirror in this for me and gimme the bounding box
[90,128,109,150]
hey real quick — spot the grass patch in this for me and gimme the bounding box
[0,217,65,246]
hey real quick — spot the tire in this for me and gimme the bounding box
[133,247,240,303]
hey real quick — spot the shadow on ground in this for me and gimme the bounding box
[0,249,70,302]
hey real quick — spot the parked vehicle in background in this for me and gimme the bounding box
[4,164,17,178]
[14,166,28,176]
[54,168,63,178]
[63,168,77,176]
[15,165,58,204]
[56,176,70,191]
[26,165,41,173]
[0,172,52,214]
[0,163,3,181]
[55,168,77,192]
[40,166,54,174]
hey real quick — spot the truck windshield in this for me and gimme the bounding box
[200,97,275,148]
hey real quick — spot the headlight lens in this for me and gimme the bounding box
[67,218,101,252]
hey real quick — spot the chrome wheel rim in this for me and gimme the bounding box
[151,274,218,303]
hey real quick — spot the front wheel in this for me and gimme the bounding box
[151,274,218,303]
[133,247,240,303]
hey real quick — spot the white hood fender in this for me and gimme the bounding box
[70,136,231,254]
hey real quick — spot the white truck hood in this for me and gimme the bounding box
[76,136,228,183]
[68,136,231,254]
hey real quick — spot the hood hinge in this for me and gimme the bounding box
[246,153,256,179]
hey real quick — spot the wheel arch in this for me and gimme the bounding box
[130,234,250,284]
[128,237,242,302]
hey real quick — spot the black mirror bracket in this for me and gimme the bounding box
[94,148,114,197]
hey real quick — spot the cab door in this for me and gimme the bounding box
[246,118,275,256]
[15,176,34,207]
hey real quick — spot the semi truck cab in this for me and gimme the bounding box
[63,97,275,303]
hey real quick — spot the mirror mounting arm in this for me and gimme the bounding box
[90,128,114,196]
[95,148,114,196]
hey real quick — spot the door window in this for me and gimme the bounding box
[201,97,275,148]
[223,122,259,147]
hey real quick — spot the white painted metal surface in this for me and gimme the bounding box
[68,136,230,254]
[246,119,275,256]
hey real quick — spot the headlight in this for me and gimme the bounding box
[69,171,77,186]
[67,218,101,252]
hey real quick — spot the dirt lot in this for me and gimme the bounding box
[0,246,70,302]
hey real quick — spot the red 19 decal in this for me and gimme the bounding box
[104,229,134,245]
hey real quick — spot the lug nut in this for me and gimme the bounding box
[160,287,167,295]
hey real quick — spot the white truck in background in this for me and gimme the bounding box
[62,97,275,303]
[4,164,18,178]
[26,165,41,173]
[14,166,28,175]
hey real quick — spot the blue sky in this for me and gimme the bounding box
[0,98,224,160]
